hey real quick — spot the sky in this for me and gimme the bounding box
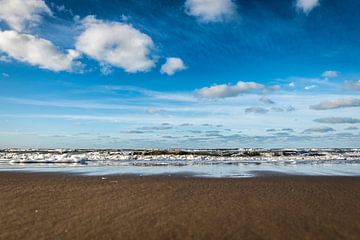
[0,0,360,149]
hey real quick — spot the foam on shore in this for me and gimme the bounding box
[1,148,359,165]
[0,148,359,178]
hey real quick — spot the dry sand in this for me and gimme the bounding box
[0,173,359,240]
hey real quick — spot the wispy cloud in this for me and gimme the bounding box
[314,117,360,124]
[343,80,360,91]
[280,76,338,91]
[1,72,9,78]
[2,97,150,111]
[138,126,173,131]
[345,126,359,131]
[322,70,338,79]
[304,85,316,90]
[147,108,165,114]
[259,96,275,105]
[271,107,284,112]
[245,107,269,114]
[303,126,335,133]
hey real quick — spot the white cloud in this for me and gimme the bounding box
[0,0,52,31]
[0,30,80,72]
[160,57,186,76]
[310,98,360,110]
[76,16,155,73]
[322,70,338,79]
[185,0,237,23]
[296,0,320,14]
[196,81,265,98]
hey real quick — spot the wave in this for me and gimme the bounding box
[1,148,359,165]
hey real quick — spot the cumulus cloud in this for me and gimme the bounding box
[310,98,360,110]
[296,0,320,14]
[76,16,155,73]
[259,96,275,105]
[343,80,360,91]
[245,107,269,114]
[196,81,266,98]
[185,0,237,23]
[322,70,338,79]
[160,57,186,76]
[0,30,80,72]
[0,0,52,31]
[314,117,360,124]
[303,126,335,133]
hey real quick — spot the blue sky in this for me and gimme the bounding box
[0,0,360,148]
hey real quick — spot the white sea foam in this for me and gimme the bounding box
[0,148,359,165]
[0,149,359,177]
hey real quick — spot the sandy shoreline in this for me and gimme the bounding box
[0,173,359,240]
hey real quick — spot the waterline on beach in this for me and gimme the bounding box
[1,162,359,178]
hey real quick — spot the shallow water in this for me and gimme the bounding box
[1,162,360,178]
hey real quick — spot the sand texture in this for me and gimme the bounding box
[0,173,359,240]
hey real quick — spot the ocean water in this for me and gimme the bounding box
[1,149,360,178]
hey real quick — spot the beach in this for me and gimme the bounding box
[0,173,359,240]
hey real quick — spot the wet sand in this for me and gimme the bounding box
[0,173,359,240]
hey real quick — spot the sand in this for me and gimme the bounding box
[0,173,359,240]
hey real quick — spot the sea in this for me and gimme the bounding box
[1,148,360,178]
